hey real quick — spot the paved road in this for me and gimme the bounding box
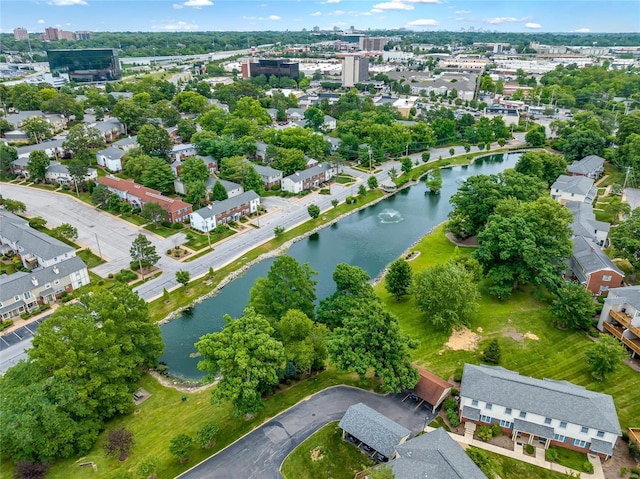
[178,386,435,479]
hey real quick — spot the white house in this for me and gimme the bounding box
[550,175,597,205]
[281,163,337,194]
[170,143,197,161]
[323,115,337,131]
[96,146,125,172]
[112,135,138,152]
[44,162,98,185]
[597,286,640,359]
[253,164,283,189]
[189,191,260,232]
[459,364,621,459]
[567,155,605,179]
[565,201,610,247]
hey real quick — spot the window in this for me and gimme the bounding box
[24,292,32,299]
[471,400,478,407]
[560,421,567,429]
[14,295,20,301]
[54,279,60,285]
[572,439,589,449]
[486,403,493,410]
[498,419,513,429]
[581,426,589,434]
[553,434,566,442]
[602,275,612,281]
[544,418,552,425]
[45,283,51,289]
[596,431,605,438]
[519,411,527,419]
[600,285,609,292]
[479,415,493,424]
[505,407,512,415]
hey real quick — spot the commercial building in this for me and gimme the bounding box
[47,48,121,82]
[240,58,299,80]
[13,28,28,41]
[342,55,369,87]
[359,36,388,51]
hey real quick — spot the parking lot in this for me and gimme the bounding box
[0,316,46,351]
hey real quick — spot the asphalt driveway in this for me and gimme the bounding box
[178,386,435,479]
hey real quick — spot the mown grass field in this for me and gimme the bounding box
[281,422,376,479]
[374,224,640,431]
[472,448,572,479]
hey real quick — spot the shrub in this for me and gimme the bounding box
[483,339,501,365]
[582,461,594,473]
[108,273,114,279]
[443,398,458,411]
[525,444,535,455]
[620,467,627,476]
[421,151,431,162]
[0,320,14,332]
[632,467,640,475]
[451,387,459,396]
[239,216,248,223]
[13,461,50,479]
[103,426,135,461]
[466,447,499,479]
[20,312,31,320]
[169,434,194,462]
[195,421,219,449]
[453,368,463,382]
[271,184,281,191]
[630,440,639,458]
[319,188,331,195]
[491,424,501,437]
[630,474,638,479]
[477,425,493,442]
[545,448,559,462]
[115,269,137,282]
[446,408,460,427]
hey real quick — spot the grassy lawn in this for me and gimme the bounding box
[59,190,93,203]
[144,223,181,238]
[281,422,376,479]
[428,416,451,432]
[549,446,587,471]
[183,228,236,251]
[599,163,626,187]
[335,175,355,185]
[119,214,149,227]
[76,249,106,268]
[473,448,571,479]
[374,224,640,431]
[0,261,18,275]
[30,370,377,479]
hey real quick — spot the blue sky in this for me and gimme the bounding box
[3,0,639,33]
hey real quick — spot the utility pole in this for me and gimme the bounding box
[95,233,103,259]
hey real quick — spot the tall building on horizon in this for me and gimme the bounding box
[47,48,121,82]
[342,55,369,88]
[13,27,28,41]
[45,27,60,41]
[359,36,388,52]
[240,58,300,80]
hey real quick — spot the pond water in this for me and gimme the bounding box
[160,153,521,379]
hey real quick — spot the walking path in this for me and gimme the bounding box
[425,426,605,479]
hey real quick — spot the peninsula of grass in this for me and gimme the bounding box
[76,248,106,268]
[281,422,376,479]
[374,224,640,431]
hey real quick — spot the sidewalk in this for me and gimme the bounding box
[424,426,604,479]
[0,303,60,337]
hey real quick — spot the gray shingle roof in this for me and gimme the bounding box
[283,163,333,183]
[513,418,554,438]
[390,428,488,479]
[16,139,65,156]
[551,175,595,196]
[460,364,621,435]
[566,201,609,241]
[567,155,605,175]
[0,210,74,262]
[571,236,623,279]
[461,406,480,421]
[590,437,614,456]
[253,164,282,178]
[205,178,243,193]
[113,136,137,147]
[338,403,410,458]
[97,146,124,160]
[192,191,259,220]
[606,286,640,311]
[0,256,87,302]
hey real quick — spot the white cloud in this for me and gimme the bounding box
[372,2,414,11]
[173,3,184,8]
[371,8,383,12]
[326,0,341,3]
[310,10,322,16]
[484,16,525,24]
[268,14,281,20]
[331,10,345,15]
[182,0,213,7]
[47,0,87,5]
[572,27,591,33]
[405,0,441,3]
[407,18,439,26]
[37,19,46,24]
[455,9,471,14]
[155,21,199,31]
[524,22,541,29]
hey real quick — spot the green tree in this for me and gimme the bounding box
[0,143,18,180]
[194,421,219,449]
[358,184,367,196]
[609,207,640,269]
[1,196,26,213]
[22,116,51,143]
[140,156,175,194]
[151,99,181,127]
[177,118,197,143]
[176,270,190,289]
[67,158,89,196]
[197,106,228,134]
[424,168,442,193]
[62,124,104,160]
[231,96,272,126]
[179,156,210,184]
[563,129,606,163]
[304,106,325,130]
[243,165,264,196]
[331,199,339,208]
[401,157,413,174]
[515,151,567,187]
[122,149,152,182]
[112,99,148,134]
[550,282,596,330]
[277,309,328,375]
[307,204,320,219]
[27,150,49,183]
[137,124,172,158]
[130,233,159,272]
[385,258,413,301]
[271,147,306,176]
[42,92,83,121]
[586,335,628,380]
[0,118,14,138]
[51,223,78,241]
[196,308,285,415]
[249,255,317,321]
[525,124,547,147]
[616,111,640,146]
[368,175,378,189]
[169,434,194,462]
[103,427,135,461]
[211,180,228,201]
[172,91,209,114]
[412,262,480,330]
[328,300,419,392]
[604,196,631,225]
[91,184,111,207]
[135,455,159,479]
[141,202,165,226]
[482,339,501,365]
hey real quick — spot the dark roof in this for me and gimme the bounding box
[338,403,410,458]
[390,428,488,479]
[460,364,621,435]
[413,368,452,407]
[571,236,623,280]
[590,437,615,456]
[461,406,480,421]
[513,418,554,438]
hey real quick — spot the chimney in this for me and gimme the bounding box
[53,265,59,274]
[31,276,38,286]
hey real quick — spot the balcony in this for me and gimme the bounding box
[609,310,640,337]
[622,336,640,356]
[603,321,624,339]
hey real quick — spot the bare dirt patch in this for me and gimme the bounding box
[502,327,540,342]
[601,438,639,479]
[444,327,480,351]
[310,446,325,462]
[524,332,539,341]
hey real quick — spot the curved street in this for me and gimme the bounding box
[177,386,434,479]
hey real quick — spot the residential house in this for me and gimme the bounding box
[173,177,243,198]
[459,364,621,459]
[566,235,624,295]
[93,119,124,143]
[412,368,453,413]
[170,155,217,178]
[96,146,125,172]
[323,115,337,131]
[567,155,605,179]
[170,143,197,161]
[10,157,30,177]
[44,162,98,185]
[253,164,283,189]
[112,135,138,152]
[16,139,65,159]
[0,256,89,321]
[324,135,341,154]
[305,156,319,169]
[4,130,29,142]
[281,163,337,194]
[286,108,306,122]
[266,108,279,122]
[97,176,192,223]
[597,286,640,359]
[387,428,488,479]
[550,175,597,205]
[392,97,419,119]
[6,110,46,129]
[255,141,269,161]
[565,201,610,247]
[189,191,260,232]
[338,403,410,460]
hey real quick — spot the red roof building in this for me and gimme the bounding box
[97,176,192,223]
[413,368,453,412]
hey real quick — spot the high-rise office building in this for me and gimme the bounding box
[240,58,300,80]
[359,36,388,51]
[13,27,28,41]
[74,31,92,41]
[45,27,60,41]
[47,48,121,82]
[342,55,369,88]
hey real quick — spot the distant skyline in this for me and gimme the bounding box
[3,0,639,34]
